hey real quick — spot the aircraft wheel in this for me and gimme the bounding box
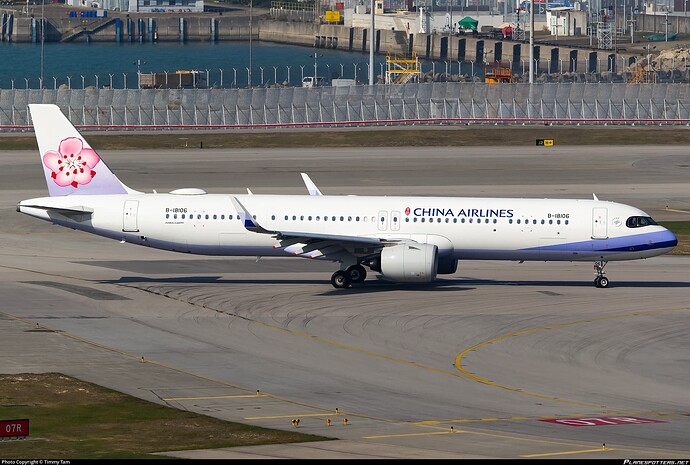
[331,270,352,289]
[598,277,609,288]
[347,265,367,283]
[594,277,601,287]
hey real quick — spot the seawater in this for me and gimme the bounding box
[0,41,452,89]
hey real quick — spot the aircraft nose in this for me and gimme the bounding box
[661,227,678,248]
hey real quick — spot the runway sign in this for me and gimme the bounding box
[540,416,666,427]
[536,139,554,146]
[0,419,29,438]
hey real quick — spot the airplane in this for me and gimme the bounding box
[17,104,678,289]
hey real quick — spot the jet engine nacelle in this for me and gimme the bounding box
[380,243,438,283]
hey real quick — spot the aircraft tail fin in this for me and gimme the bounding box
[28,104,138,196]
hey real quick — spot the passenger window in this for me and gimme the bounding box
[205,214,209,220]
[293,215,297,220]
[181,214,185,219]
[221,215,225,220]
[517,219,521,224]
[271,215,276,220]
[166,214,169,219]
[308,216,312,221]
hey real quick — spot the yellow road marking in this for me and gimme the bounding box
[521,448,618,457]
[164,394,270,401]
[244,413,334,420]
[364,431,462,439]
[664,207,690,214]
[454,307,690,409]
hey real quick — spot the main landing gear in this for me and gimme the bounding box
[331,264,367,289]
[593,260,609,288]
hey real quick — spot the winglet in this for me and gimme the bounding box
[29,104,139,197]
[247,188,254,195]
[231,197,272,234]
[300,173,323,196]
[593,193,599,201]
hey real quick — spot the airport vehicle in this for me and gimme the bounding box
[301,76,329,88]
[18,105,677,289]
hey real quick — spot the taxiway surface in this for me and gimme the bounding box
[1,145,689,458]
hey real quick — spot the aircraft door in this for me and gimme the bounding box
[592,207,608,239]
[391,211,401,231]
[377,210,388,231]
[123,200,139,232]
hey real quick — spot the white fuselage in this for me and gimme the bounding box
[18,193,678,262]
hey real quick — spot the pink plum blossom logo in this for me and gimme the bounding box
[43,137,100,189]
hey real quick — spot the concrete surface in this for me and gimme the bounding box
[1,145,689,459]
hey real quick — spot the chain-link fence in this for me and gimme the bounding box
[2,82,690,129]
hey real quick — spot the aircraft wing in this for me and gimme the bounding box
[232,196,385,259]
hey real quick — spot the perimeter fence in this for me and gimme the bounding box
[2,82,690,129]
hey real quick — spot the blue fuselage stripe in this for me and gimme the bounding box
[522,230,678,253]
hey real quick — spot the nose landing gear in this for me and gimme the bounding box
[593,260,609,288]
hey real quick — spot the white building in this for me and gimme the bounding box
[545,6,586,36]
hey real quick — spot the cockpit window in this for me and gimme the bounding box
[626,216,658,228]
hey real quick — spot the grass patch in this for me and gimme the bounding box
[0,373,331,459]
[2,126,690,151]
[660,221,690,255]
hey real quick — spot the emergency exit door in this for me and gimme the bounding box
[123,200,139,232]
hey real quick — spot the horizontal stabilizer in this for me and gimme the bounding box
[18,204,94,215]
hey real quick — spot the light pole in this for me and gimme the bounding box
[310,53,322,78]
[369,0,375,85]
[40,0,44,88]
[248,0,253,87]
[529,0,534,83]
[664,12,669,41]
[134,59,145,89]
